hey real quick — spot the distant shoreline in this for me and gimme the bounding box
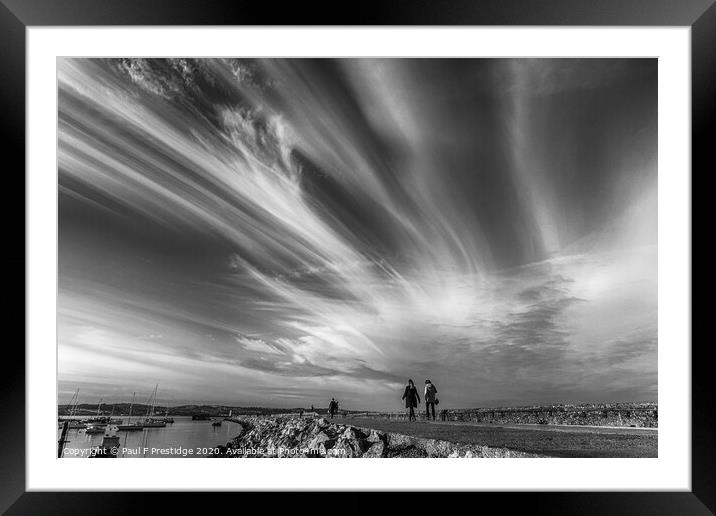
[58,401,657,428]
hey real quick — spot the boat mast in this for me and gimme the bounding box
[69,388,80,418]
[148,384,158,418]
[128,392,135,423]
[145,385,155,418]
[96,398,103,416]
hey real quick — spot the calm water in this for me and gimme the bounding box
[57,416,243,458]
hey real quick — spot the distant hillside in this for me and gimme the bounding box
[58,403,337,417]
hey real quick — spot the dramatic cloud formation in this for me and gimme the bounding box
[58,58,657,409]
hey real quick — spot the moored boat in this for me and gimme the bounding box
[142,418,166,428]
[160,406,173,424]
[117,422,144,431]
[59,388,84,428]
[142,385,166,428]
[117,392,144,431]
[58,420,87,429]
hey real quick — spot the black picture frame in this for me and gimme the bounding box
[2,0,710,513]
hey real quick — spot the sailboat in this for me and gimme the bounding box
[142,384,166,428]
[85,403,105,433]
[85,398,109,429]
[117,392,143,431]
[161,405,174,424]
[59,388,86,429]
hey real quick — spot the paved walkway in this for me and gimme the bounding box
[418,420,657,434]
[342,417,658,458]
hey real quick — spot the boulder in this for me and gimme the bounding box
[361,441,385,458]
[342,427,367,440]
[422,439,455,457]
[330,438,357,458]
[307,431,332,450]
[386,432,414,449]
[366,430,384,443]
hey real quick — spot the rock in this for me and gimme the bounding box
[366,430,384,443]
[227,415,545,458]
[283,425,299,438]
[342,427,361,440]
[354,438,372,453]
[306,440,336,457]
[422,439,455,457]
[386,433,414,449]
[307,431,332,450]
[330,438,357,458]
[361,441,385,458]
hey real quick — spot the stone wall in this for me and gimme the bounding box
[348,403,657,428]
[218,416,542,458]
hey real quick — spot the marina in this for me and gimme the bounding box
[57,416,243,458]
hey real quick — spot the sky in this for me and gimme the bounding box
[58,58,657,410]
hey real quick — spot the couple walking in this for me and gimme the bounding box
[401,379,439,421]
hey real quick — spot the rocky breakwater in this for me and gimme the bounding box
[221,416,542,458]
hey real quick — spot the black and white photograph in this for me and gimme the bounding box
[57,57,658,459]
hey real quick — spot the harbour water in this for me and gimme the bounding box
[58,416,243,458]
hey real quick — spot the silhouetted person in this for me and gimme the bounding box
[424,379,438,421]
[402,379,420,421]
[328,398,338,419]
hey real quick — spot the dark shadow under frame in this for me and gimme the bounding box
[1,0,711,513]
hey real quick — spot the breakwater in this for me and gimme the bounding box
[220,416,542,458]
[346,403,658,428]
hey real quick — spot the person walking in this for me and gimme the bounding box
[424,379,438,421]
[401,379,420,421]
[328,398,338,419]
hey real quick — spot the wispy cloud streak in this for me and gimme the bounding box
[58,58,657,408]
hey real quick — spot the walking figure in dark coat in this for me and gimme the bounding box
[401,379,421,421]
[424,379,438,421]
[328,398,338,419]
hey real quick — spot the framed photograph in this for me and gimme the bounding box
[4,0,709,512]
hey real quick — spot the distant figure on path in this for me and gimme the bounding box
[424,379,438,421]
[402,379,420,421]
[328,398,338,419]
